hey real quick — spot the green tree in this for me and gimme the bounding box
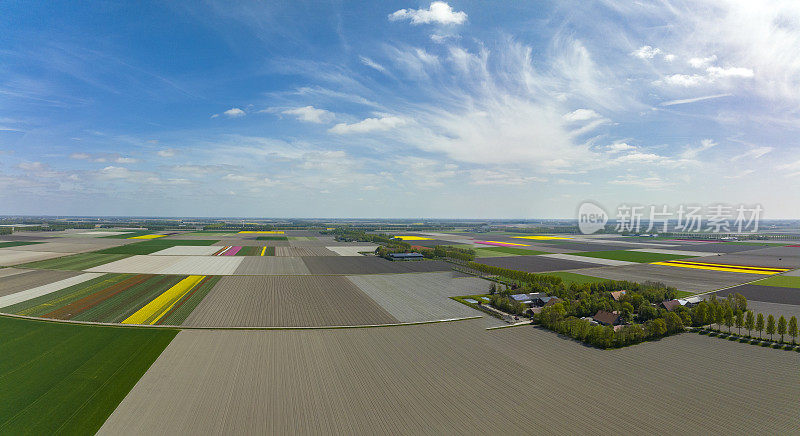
[788,316,798,345]
[715,304,725,331]
[664,312,684,334]
[745,311,755,337]
[735,311,744,335]
[756,313,765,339]
[723,306,734,333]
[777,316,787,343]
[766,314,776,341]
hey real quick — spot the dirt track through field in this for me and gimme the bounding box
[100,320,799,434]
[183,275,397,327]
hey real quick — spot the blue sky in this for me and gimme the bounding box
[2,1,800,218]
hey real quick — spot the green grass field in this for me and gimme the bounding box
[674,290,696,298]
[16,253,131,270]
[256,236,288,241]
[473,246,548,257]
[0,241,44,249]
[96,239,220,255]
[540,271,612,286]
[751,275,800,289]
[100,230,151,239]
[570,250,693,263]
[0,316,177,434]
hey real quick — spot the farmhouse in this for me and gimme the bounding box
[678,296,703,307]
[388,252,424,261]
[610,290,627,301]
[660,300,682,312]
[593,310,622,326]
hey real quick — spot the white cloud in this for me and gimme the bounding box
[605,142,636,153]
[157,149,176,158]
[388,2,467,26]
[610,174,673,188]
[661,74,707,87]
[663,54,676,62]
[731,146,773,161]
[631,45,662,59]
[115,157,139,164]
[223,107,246,117]
[562,108,601,122]
[359,56,386,73]
[282,106,334,123]
[681,139,717,159]
[688,55,717,68]
[329,115,407,134]
[469,169,546,185]
[706,66,754,79]
[660,93,731,106]
[70,152,91,160]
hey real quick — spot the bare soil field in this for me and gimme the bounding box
[346,272,489,322]
[0,249,72,266]
[583,263,759,292]
[477,255,599,272]
[183,276,397,327]
[149,246,222,256]
[0,267,33,279]
[0,269,82,298]
[99,320,799,435]
[716,284,800,305]
[0,273,106,308]
[743,300,800,322]
[539,253,636,266]
[275,246,336,256]
[1,241,124,253]
[671,242,765,253]
[326,246,378,256]
[232,257,311,275]
[301,256,452,275]
[86,255,243,275]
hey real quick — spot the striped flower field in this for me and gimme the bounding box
[212,246,275,256]
[0,273,221,325]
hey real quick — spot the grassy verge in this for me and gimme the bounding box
[538,271,611,286]
[0,315,177,434]
[749,275,800,289]
[674,290,697,298]
[96,239,220,255]
[570,250,693,263]
[0,241,44,248]
[473,247,547,257]
[101,230,151,239]
[16,253,132,270]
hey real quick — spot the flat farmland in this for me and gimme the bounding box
[1,241,128,254]
[97,239,220,255]
[0,269,82,298]
[0,316,176,435]
[584,263,759,292]
[0,241,43,249]
[16,252,132,270]
[275,246,336,256]
[539,253,636,267]
[301,256,451,274]
[0,273,103,308]
[682,253,800,269]
[0,249,72,266]
[215,238,280,246]
[476,255,600,272]
[183,276,397,327]
[715,284,800,305]
[326,246,378,256]
[233,257,311,275]
[743,300,800,322]
[473,246,548,257]
[0,268,31,279]
[86,255,243,275]
[568,249,694,263]
[346,272,489,322]
[99,320,799,435]
[149,246,221,256]
[671,242,765,253]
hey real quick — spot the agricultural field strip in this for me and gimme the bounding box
[584,264,765,293]
[0,268,34,280]
[148,246,221,256]
[0,273,105,308]
[16,253,132,271]
[652,260,789,274]
[569,238,681,247]
[780,268,800,277]
[0,270,82,298]
[183,275,398,327]
[122,275,206,325]
[99,321,799,434]
[86,255,244,275]
[539,253,636,266]
[346,272,488,322]
[628,248,720,256]
[0,250,73,266]
[232,257,311,275]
